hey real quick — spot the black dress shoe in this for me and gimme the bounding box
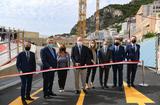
[75,90,80,94]
[101,85,104,89]
[25,97,34,101]
[83,89,88,94]
[49,92,57,96]
[128,84,131,87]
[104,85,109,88]
[22,99,28,105]
[112,85,117,88]
[92,86,95,89]
[131,84,136,88]
[44,95,52,99]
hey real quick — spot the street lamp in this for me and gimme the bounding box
[156,33,160,74]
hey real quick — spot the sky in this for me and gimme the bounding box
[0,0,131,36]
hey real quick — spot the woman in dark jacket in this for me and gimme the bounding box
[86,40,97,89]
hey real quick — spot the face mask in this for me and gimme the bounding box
[25,47,31,51]
[114,42,120,46]
[77,41,83,46]
[60,48,66,52]
[132,40,136,43]
[103,45,107,48]
[48,44,54,48]
[90,44,95,47]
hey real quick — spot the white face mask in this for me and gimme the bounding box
[77,41,83,46]
[90,44,95,47]
[103,45,108,48]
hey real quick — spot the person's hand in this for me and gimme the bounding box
[110,61,113,63]
[75,63,80,66]
[19,71,22,74]
[92,61,96,65]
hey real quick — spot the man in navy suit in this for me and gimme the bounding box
[40,38,57,99]
[126,36,140,87]
[16,41,36,103]
[111,37,125,89]
[97,40,112,89]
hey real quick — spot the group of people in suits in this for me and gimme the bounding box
[16,35,140,104]
[97,36,140,89]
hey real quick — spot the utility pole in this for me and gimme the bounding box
[128,17,131,39]
[95,0,101,48]
[156,33,160,74]
[96,0,100,36]
[78,0,87,37]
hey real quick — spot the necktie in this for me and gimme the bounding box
[115,46,119,52]
[104,47,107,53]
[26,51,30,61]
[133,45,136,52]
[48,47,55,59]
[79,45,82,55]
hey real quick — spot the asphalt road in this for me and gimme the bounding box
[0,66,160,105]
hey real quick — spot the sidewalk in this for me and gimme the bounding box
[0,77,20,91]
[0,45,39,91]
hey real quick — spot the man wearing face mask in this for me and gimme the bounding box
[16,41,36,103]
[71,37,89,94]
[110,37,125,89]
[40,38,57,99]
[97,40,112,89]
[126,36,140,87]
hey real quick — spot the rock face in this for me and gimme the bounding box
[70,7,123,35]
[70,0,154,35]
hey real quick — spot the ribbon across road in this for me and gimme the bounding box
[0,61,141,79]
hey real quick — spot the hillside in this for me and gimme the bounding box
[70,0,154,35]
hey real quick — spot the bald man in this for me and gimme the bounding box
[16,41,36,103]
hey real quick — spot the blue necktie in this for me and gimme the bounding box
[48,47,55,59]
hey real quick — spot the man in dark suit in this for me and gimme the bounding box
[40,38,57,99]
[126,36,140,87]
[16,41,36,103]
[97,40,112,89]
[71,37,89,94]
[111,37,125,89]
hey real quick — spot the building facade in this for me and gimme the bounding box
[134,0,160,40]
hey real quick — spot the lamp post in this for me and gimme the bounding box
[156,33,160,74]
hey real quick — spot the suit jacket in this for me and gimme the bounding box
[110,45,125,62]
[71,44,89,66]
[126,44,140,61]
[97,46,112,64]
[40,46,57,69]
[88,49,97,64]
[16,51,36,73]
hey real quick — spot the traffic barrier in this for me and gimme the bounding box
[0,61,141,79]
[0,56,17,67]
[0,45,22,56]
